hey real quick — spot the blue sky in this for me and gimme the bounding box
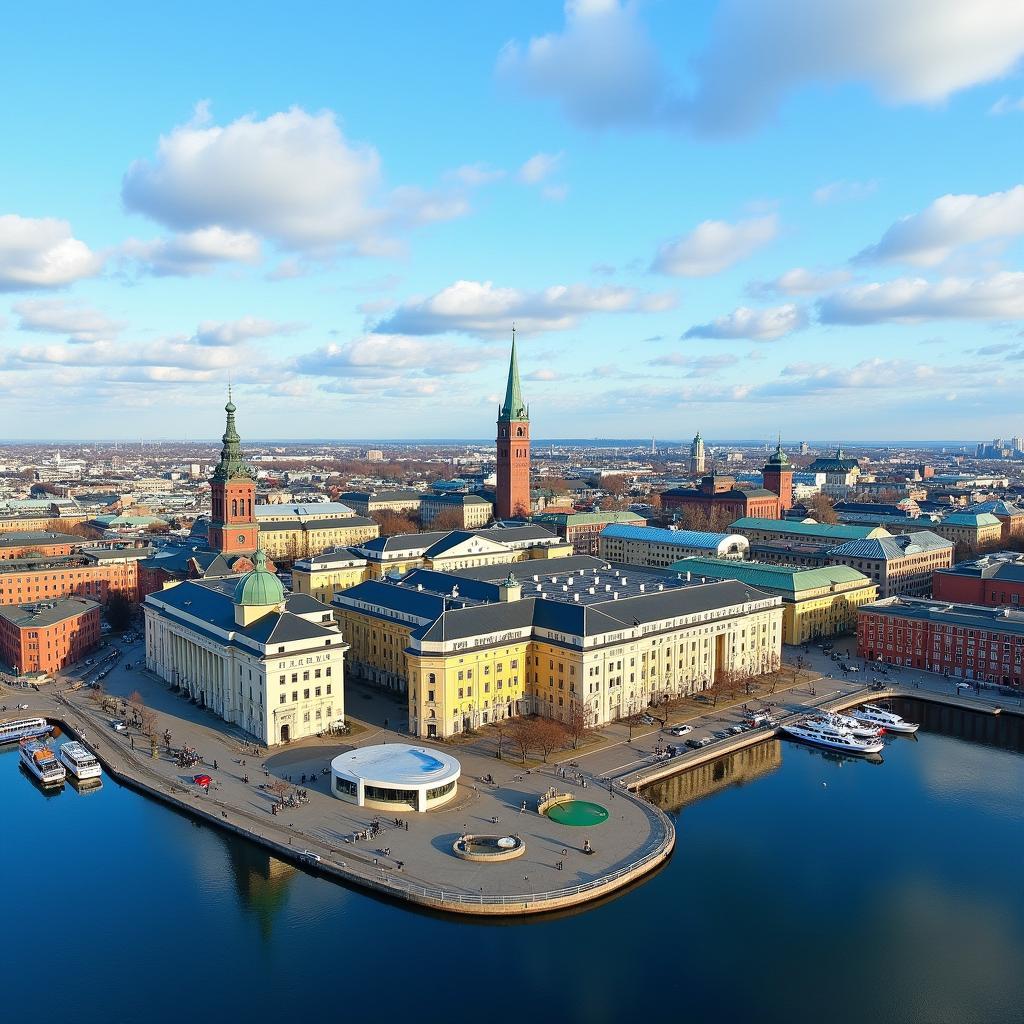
[3,0,1024,442]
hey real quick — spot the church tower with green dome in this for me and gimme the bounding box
[209,390,259,556]
[763,436,794,512]
[495,327,531,519]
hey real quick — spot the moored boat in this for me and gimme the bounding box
[19,738,67,786]
[849,703,919,735]
[817,710,883,739]
[59,740,102,780]
[0,716,52,745]
[781,716,885,755]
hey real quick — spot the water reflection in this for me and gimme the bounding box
[890,698,1024,752]
[220,837,296,939]
[644,740,783,812]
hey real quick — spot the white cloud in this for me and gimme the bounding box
[857,186,1024,265]
[448,163,506,186]
[684,303,806,341]
[651,214,778,277]
[375,279,675,336]
[122,106,464,254]
[648,352,739,376]
[542,183,570,202]
[13,299,124,343]
[500,1,1024,137]
[497,1,670,129]
[818,272,1024,324]
[293,335,500,379]
[0,215,103,291]
[750,267,853,297]
[990,95,1024,115]
[519,152,563,184]
[191,317,299,347]
[122,227,262,276]
[525,368,559,381]
[812,179,878,205]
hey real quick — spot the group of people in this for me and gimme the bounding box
[176,744,203,769]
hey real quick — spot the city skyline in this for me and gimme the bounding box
[3,2,1024,440]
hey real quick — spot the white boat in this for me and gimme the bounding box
[782,717,885,755]
[850,703,919,735]
[19,739,67,785]
[817,710,883,739]
[0,716,52,745]
[59,740,103,780]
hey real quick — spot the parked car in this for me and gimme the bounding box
[110,720,127,731]
[639,714,655,725]
[669,724,693,736]
[728,724,747,735]
[686,736,712,749]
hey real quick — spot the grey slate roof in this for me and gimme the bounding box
[829,530,952,560]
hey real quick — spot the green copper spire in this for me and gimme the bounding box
[212,388,254,481]
[767,433,790,466]
[498,326,528,422]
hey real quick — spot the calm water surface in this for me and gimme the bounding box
[7,700,1023,1024]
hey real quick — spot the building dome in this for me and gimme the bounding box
[767,441,790,467]
[234,549,284,607]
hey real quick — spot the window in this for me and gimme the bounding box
[279,693,286,704]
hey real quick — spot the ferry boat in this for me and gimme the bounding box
[849,703,920,735]
[0,716,52,745]
[781,717,885,755]
[19,739,67,786]
[818,710,883,739]
[58,740,102,780]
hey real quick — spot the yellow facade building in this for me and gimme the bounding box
[332,558,784,739]
[671,557,878,645]
[254,503,379,561]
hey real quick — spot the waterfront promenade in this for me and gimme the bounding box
[4,633,1018,916]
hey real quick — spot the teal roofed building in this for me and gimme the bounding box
[670,556,878,644]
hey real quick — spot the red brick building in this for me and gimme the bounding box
[662,472,781,522]
[0,550,146,606]
[762,441,794,513]
[932,552,1024,607]
[857,596,1024,687]
[0,597,101,675]
[208,392,260,556]
[0,531,79,560]
[496,333,531,520]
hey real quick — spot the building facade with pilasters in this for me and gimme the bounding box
[144,551,348,745]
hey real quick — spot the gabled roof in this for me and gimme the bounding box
[423,531,509,559]
[828,530,952,560]
[670,557,869,596]
[601,524,744,548]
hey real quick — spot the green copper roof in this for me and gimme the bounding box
[670,556,871,597]
[234,549,284,607]
[212,390,254,482]
[766,436,790,467]
[499,331,528,421]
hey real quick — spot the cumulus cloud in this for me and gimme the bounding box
[0,215,103,291]
[812,179,878,205]
[525,368,559,381]
[13,299,124,343]
[448,163,506,186]
[374,279,675,336]
[191,317,299,347]
[684,303,806,341]
[749,267,853,297]
[857,186,1024,266]
[651,215,778,277]
[497,0,671,129]
[122,227,262,276]
[499,1,1024,137]
[122,106,464,254]
[688,0,1024,136]
[818,273,1024,324]
[293,335,500,379]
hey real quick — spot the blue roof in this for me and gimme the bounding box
[601,524,739,547]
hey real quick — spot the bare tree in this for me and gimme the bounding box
[268,778,291,803]
[128,689,144,727]
[535,718,568,762]
[566,701,590,750]
[806,492,839,524]
[506,717,537,764]
[139,706,158,737]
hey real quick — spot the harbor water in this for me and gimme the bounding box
[6,700,1023,1024]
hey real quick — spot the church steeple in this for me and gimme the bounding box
[498,326,528,422]
[212,388,254,482]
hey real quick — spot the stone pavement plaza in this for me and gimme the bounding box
[50,639,665,903]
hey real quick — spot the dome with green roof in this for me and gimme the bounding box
[234,549,284,607]
[765,435,790,467]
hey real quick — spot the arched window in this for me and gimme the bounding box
[516,426,524,437]
[231,499,238,516]
[428,672,436,684]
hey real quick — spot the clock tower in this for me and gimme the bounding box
[208,391,259,556]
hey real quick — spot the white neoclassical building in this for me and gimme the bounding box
[144,551,348,745]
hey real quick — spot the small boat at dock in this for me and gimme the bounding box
[19,738,67,786]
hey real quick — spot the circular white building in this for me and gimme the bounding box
[331,743,461,812]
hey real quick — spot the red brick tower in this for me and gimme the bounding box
[208,391,259,555]
[763,437,794,512]
[496,329,530,519]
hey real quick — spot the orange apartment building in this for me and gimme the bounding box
[0,531,80,561]
[0,550,147,606]
[0,597,101,675]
